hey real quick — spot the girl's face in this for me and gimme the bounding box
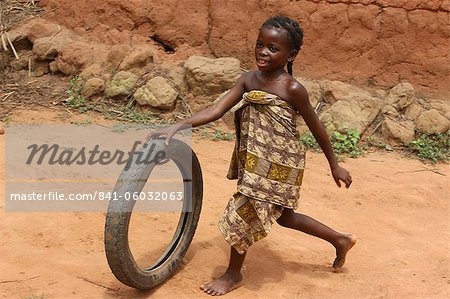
[255,26,296,72]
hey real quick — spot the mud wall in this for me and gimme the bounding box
[41,0,449,98]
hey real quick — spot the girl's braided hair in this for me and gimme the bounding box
[260,16,304,76]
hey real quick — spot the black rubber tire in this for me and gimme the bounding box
[104,138,203,289]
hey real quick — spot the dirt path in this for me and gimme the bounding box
[0,109,449,298]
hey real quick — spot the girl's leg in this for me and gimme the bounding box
[200,246,246,295]
[276,209,356,268]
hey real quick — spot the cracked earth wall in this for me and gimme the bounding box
[40,0,449,98]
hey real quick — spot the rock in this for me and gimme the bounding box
[319,80,384,133]
[298,77,322,108]
[213,90,239,129]
[415,109,450,134]
[322,80,352,105]
[32,37,59,60]
[82,78,105,98]
[119,47,154,71]
[56,42,94,75]
[184,56,241,96]
[430,100,450,120]
[404,103,424,121]
[32,61,50,77]
[81,63,103,77]
[105,71,139,98]
[27,20,62,43]
[386,82,415,110]
[415,98,430,109]
[318,112,335,133]
[381,116,415,145]
[381,104,397,116]
[0,53,6,70]
[373,89,388,99]
[105,45,131,71]
[160,61,188,94]
[11,57,30,71]
[49,61,59,73]
[134,76,178,109]
[38,0,449,97]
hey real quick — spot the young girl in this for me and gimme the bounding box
[148,16,356,296]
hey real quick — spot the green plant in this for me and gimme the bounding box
[196,128,234,141]
[407,133,450,163]
[299,132,320,150]
[72,118,93,126]
[331,129,363,158]
[65,76,93,113]
[2,114,10,124]
[211,129,234,141]
[120,106,156,124]
[300,130,363,158]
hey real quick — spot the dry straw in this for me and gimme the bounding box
[0,0,43,59]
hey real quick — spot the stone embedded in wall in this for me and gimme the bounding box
[0,53,7,70]
[105,71,139,98]
[32,37,60,61]
[298,78,322,109]
[10,56,30,71]
[381,116,415,146]
[430,100,450,120]
[381,104,398,117]
[184,56,241,96]
[26,19,66,43]
[133,76,178,110]
[32,61,50,77]
[55,41,94,75]
[119,46,154,71]
[159,61,188,95]
[319,80,384,133]
[386,82,415,111]
[415,109,450,134]
[39,0,450,98]
[322,80,355,105]
[318,112,335,133]
[213,90,241,129]
[81,63,103,77]
[49,61,59,73]
[404,103,424,121]
[82,77,105,98]
[106,45,132,71]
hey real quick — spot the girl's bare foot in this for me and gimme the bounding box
[333,234,356,269]
[200,272,243,296]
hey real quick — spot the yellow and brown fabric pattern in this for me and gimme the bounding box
[220,90,306,253]
[219,192,284,254]
[227,90,306,209]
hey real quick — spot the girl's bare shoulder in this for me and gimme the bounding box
[242,70,259,86]
[285,78,310,111]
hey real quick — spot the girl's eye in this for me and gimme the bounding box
[269,46,278,52]
[256,42,263,48]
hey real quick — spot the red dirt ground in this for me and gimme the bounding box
[0,109,449,298]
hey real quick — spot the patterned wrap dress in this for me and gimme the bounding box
[219,90,306,254]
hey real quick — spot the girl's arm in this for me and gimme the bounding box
[147,73,247,144]
[289,83,352,188]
